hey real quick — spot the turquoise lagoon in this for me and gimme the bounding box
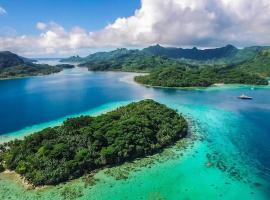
[0,66,270,200]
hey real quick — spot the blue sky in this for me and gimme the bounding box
[0,0,270,57]
[0,0,140,35]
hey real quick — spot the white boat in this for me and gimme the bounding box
[238,94,253,100]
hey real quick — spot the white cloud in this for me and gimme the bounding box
[93,0,270,47]
[36,22,47,30]
[1,0,270,56]
[0,6,7,15]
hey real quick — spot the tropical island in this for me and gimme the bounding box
[60,44,270,87]
[60,55,83,63]
[229,49,270,77]
[134,66,268,88]
[77,48,186,72]
[2,44,270,86]
[0,51,74,79]
[0,100,188,186]
[61,44,270,68]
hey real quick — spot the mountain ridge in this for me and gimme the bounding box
[61,44,270,65]
[0,51,74,79]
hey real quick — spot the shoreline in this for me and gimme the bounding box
[0,107,195,191]
[0,100,131,144]
[0,131,196,191]
[0,71,64,81]
[0,101,269,199]
[134,80,270,90]
[2,170,46,190]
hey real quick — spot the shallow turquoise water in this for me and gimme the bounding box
[0,65,270,199]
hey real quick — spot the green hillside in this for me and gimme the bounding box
[143,45,270,65]
[79,48,193,72]
[143,44,238,61]
[135,66,268,88]
[60,55,83,63]
[0,100,187,186]
[233,49,270,77]
[60,45,270,76]
[0,51,25,69]
[0,51,74,79]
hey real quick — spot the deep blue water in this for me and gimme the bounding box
[0,69,150,134]
[0,66,270,183]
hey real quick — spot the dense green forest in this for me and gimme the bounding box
[0,51,74,79]
[60,55,83,63]
[232,49,270,77]
[143,44,239,61]
[61,44,270,66]
[78,48,191,72]
[0,100,188,186]
[62,44,241,64]
[0,64,62,79]
[135,67,268,88]
[3,45,270,80]
[61,45,270,76]
[143,44,270,65]
[0,51,25,68]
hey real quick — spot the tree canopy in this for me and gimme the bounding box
[0,51,74,79]
[0,100,187,186]
[78,49,190,72]
[135,66,268,88]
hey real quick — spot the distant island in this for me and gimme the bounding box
[60,55,83,63]
[61,44,270,67]
[0,100,187,186]
[0,51,74,79]
[142,44,270,65]
[60,44,270,73]
[229,49,270,77]
[62,48,187,72]
[134,66,268,88]
[60,44,270,87]
[3,44,270,85]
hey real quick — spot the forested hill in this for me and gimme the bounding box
[142,44,238,60]
[61,45,241,64]
[61,44,270,68]
[60,55,83,63]
[0,51,25,68]
[0,51,74,79]
[0,100,188,186]
[233,49,270,77]
[59,45,270,76]
[135,66,268,88]
[78,48,193,72]
[143,44,270,64]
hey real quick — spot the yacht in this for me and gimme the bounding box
[238,94,253,100]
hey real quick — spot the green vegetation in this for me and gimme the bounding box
[0,51,74,79]
[135,67,268,87]
[143,44,270,65]
[0,64,63,79]
[143,44,238,61]
[63,44,270,66]
[60,55,83,63]
[0,100,188,186]
[0,51,25,68]
[79,48,189,72]
[233,49,270,77]
[62,45,270,75]
[63,44,243,66]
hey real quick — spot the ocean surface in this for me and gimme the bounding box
[0,61,270,200]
